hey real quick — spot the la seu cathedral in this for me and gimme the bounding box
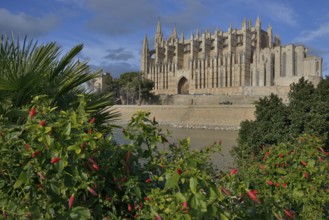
[141,18,322,98]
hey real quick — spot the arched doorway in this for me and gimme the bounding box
[178,77,189,94]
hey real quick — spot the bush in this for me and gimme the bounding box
[0,96,235,219]
[233,134,329,219]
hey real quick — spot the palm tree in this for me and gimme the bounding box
[0,35,119,126]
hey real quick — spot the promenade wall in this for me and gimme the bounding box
[113,104,255,129]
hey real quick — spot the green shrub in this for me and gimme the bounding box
[234,134,329,219]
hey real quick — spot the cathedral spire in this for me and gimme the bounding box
[267,24,273,48]
[228,24,232,33]
[141,35,149,73]
[142,35,149,51]
[155,17,163,47]
[248,19,252,29]
[156,17,162,34]
[242,17,247,29]
[180,32,184,43]
[256,16,261,27]
[172,23,178,39]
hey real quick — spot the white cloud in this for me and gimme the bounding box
[230,0,297,26]
[294,22,329,42]
[264,2,296,26]
[84,0,158,35]
[0,8,59,36]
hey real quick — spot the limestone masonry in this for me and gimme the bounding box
[141,18,322,97]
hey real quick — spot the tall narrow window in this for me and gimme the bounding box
[281,52,286,77]
[293,52,297,76]
[271,55,275,85]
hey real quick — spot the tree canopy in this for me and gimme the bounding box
[235,77,329,164]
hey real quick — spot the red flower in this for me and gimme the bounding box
[279,153,284,158]
[88,187,98,196]
[126,151,131,163]
[24,144,30,150]
[90,117,95,124]
[285,209,294,219]
[29,108,36,118]
[128,203,132,212]
[260,165,265,171]
[37,172,46,180]
[230,168,238,175]
[301,161,307,167]
[182,201,188,208]
[318,156,323,162]
[32,151,41,158]
[282,182,288,188]
[39,120,46,126]
[68,194,75,209]
[145,178,152,183]
[144,197,150,201]
[267,180,273,185]
[221,187,231,196]
[51,157,60,164]
[304,171,309,179]
[247,190,259,203]
[89,129,93,134]
[155,214,162,220]
[92,163,99,171]
[177,168,183,175]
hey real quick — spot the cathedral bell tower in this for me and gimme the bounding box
[141,35,149,74]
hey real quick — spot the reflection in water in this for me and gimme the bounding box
[113,126,238,171]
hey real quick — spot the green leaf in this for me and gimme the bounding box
[67,145,81,154]
[69,207,91,219]
[190,177,198,194]
[276,168,287,175]
[50,182,60,195]
[175,192,186,202]
[56,159,66,172]
[42,134,51,146]
[13,172,28,189]
[164,171,180,190]
[308,159,315,168]
[134,187,142,199]
[208,185,217,204]
[220,212,230,220]
[293,188,304,198]
[65,122,71,136]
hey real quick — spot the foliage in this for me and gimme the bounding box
[233,134,329,219]
[0,96,234,219]
[234,94,290,167]
[0,35,118,126]
[235,77,329,164]
[1,95,329,219]
[117,72,154,105]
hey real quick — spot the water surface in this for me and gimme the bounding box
[113,126,238,171]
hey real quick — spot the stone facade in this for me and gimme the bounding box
[141,18,322,96]
[87,73,110,93]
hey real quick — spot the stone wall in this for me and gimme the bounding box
[113,104,255,129]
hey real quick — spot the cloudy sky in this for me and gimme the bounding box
[1,0,329,78]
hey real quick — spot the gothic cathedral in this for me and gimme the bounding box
[141,18,322,96]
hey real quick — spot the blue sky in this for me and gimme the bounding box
[1,0,329,78]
